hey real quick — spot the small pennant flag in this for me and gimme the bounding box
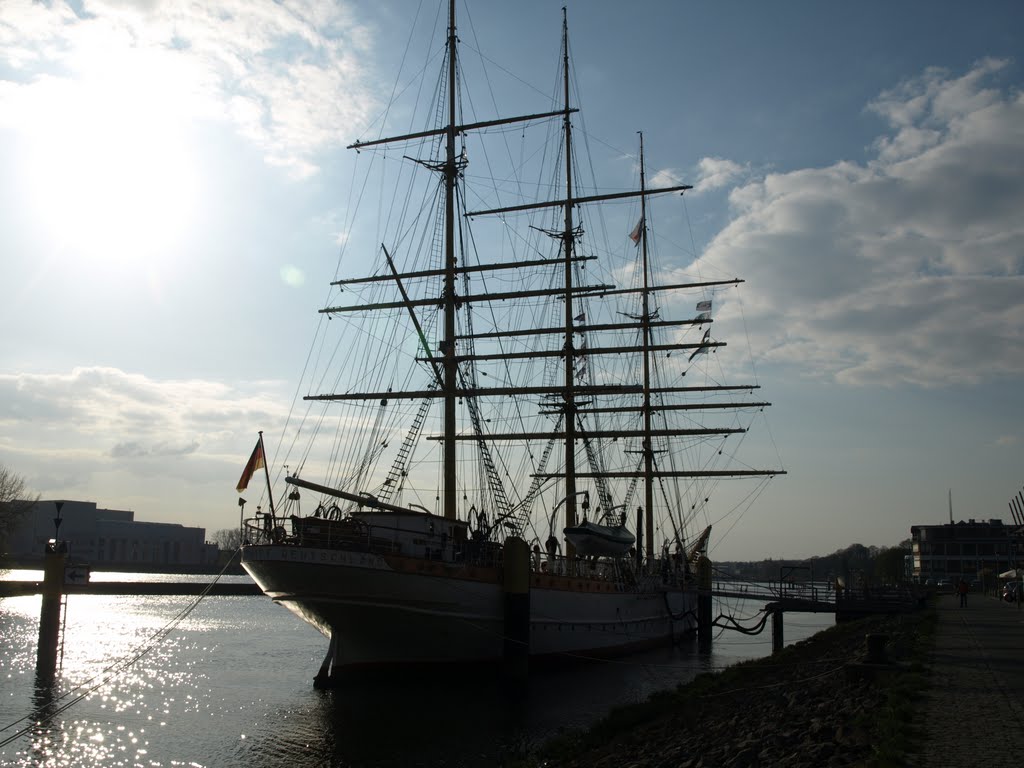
[696,299,712,312]
[629,216,644,244]
[236,440,266,492]
[688,329,711,362]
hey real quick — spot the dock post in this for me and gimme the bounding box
[503,536,530,683]
[697,555,713,649]
[771,607,784,654]
[37,538,68,681]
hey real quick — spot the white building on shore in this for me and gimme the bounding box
[910,518,1020,584]
[3,499,218,570]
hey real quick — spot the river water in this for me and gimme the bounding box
[0,571,833,767]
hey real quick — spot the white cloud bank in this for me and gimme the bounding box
[0,0,375,178]
[698,59,1024,387]
[0,368,290,521]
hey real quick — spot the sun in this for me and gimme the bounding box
[19,49,202,275]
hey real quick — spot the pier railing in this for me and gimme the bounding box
[710,576,922,617]
[711,578,834,605]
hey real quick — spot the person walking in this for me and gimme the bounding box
[957,578,968,607]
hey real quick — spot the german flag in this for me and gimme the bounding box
[236,439,265,492]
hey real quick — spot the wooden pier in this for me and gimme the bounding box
[0,580,262,598]
[710,577,924,652]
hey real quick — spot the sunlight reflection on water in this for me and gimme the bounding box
[0,590,833,767]
[1,569,254,584]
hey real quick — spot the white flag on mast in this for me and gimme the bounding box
[629,216,644,244]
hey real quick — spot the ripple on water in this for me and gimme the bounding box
[0,592,833,767]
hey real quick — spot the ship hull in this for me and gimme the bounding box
[241,544,696,670]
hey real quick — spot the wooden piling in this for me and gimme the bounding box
[502,536,530,682]
[697,555,713,648]
[36,540,67,680]
[771,607,784,654]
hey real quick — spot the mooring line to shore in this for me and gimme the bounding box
[0,549,241,750]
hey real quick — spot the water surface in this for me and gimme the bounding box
[0,573,832,766]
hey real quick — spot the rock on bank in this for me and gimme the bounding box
[538,611,929,768]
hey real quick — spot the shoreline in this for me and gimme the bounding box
[530,608,931,767]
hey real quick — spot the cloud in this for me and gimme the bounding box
[647,167,683,190]
[0,367,289,480]
[0,0,376,178]
[692,60,1024,387]
[0,366,303,529]
[692,157,746,194]
[110,440,200,459]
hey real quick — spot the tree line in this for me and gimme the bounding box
[0,465,39,554]
[718,540,912,585]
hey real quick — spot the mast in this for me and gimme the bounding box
[560,7,578,559]
[323,7,761,533]
[442,0,458,521]
[638,133,655,569]
[260,430,276,519]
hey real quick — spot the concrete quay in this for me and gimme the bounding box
[912,591,1024,767]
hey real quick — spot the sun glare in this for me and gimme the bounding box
[20,48,202,275]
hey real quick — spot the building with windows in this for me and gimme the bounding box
[911,518,1021,583]
[3,499,218,570]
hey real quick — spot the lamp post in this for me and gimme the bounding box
[238,497,247,547]
[37,501,67,681]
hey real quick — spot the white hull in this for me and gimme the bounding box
[242,544,696,671]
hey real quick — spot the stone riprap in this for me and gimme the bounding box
[539,610,930,768]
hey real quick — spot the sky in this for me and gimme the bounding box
[1,0,1022,561]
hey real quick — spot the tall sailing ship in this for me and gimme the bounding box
[239,1,783,685]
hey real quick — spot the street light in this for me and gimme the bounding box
[238,497,247,548]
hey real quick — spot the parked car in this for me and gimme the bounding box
[1002,582,1020,602]
[936,579,951,589]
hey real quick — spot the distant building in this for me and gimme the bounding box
[911,518,1021,582]
[3,499,218,570]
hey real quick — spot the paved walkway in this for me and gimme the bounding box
[914,591,1024,767]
